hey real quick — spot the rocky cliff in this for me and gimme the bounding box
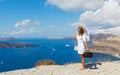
[90,34,120,58]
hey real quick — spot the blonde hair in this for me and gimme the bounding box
[78,26,84,36]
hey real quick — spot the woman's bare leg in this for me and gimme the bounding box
[80,54,85,71]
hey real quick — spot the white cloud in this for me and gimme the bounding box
[33,20,40,25]
[9,27,40,36]
[76,0,120,35]
[46,0,105,11]
[3,32,8,34]
[15,19,31,28]
[97,26,120,35]
[10,30,26,36]
[29,27,35,33]
[70,22,79,27]
[15,19,40,28]
[2,19,42,36]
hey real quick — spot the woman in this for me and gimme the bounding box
[73,26,89,71]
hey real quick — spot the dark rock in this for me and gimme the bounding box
[0,42,40,48]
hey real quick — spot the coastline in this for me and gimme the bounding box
[0,34,120,74]
[0,42,40,48]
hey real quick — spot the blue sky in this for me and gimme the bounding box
[0,0,120,38]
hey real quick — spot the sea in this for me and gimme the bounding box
[0,38,120,72]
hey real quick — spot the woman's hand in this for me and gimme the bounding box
[73,35,76,39]
[73,35,77,41]
[84,40,89,51]
[86,47,89,51]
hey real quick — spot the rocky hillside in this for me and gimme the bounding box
[90,34,120,58]
[90,33,115,41]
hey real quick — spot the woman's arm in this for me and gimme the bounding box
[84,41,89,51]
[73,35,77,42]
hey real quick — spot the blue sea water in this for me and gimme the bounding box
[0,39,120,72]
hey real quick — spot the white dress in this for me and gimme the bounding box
[76,34,86,54]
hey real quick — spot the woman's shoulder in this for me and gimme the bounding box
[82,34,85,37]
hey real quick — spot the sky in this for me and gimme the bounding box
[0,0,120,38]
